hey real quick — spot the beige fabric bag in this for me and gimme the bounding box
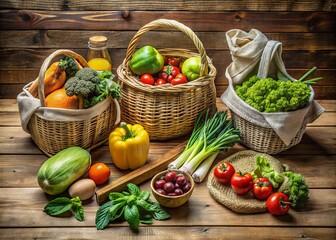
[221,29,324,147]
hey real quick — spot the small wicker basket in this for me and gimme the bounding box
[230,111,308,154]
[26,49,120,156]
[117,19,217,140]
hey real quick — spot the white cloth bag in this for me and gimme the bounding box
[221,29,324,146]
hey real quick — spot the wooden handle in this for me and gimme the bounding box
[95,141,187,205]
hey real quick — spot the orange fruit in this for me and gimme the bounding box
[88,163,111,185]
[45,87,79,109]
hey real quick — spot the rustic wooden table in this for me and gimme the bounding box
[0,98,335,239]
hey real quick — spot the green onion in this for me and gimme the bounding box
[192,153,218,183]
[169,110,240,182]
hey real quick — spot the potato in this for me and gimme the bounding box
[69,178,96,201]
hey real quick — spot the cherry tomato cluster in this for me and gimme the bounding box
[140,56,188,86]
[213,162,290,215]
[153,171,192,196]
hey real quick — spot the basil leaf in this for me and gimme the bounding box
[135,199,153,212]
[124,205,140,231]
[112,204,125,221]
[96,201,114,230]
[109,192,125,201]
[127,183,141,197]
[44,197,72,216]
[72,204,84,221]
[138,190,150,201]
[109,202,125,221]
[150,203,170,220]
[140,219,153,224]
[70,197,84,221]
[122,191,131,196]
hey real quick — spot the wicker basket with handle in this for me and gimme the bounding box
[25,49,120,156]
[117,19,217,140]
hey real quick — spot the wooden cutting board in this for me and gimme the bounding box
[95,141,187,204]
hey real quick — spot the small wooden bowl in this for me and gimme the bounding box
[151,169,195,208]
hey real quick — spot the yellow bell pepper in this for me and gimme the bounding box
[109,122,150,170]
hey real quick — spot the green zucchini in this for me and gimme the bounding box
[37,146,91,195]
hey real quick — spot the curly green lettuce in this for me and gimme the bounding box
[234,75,311,112]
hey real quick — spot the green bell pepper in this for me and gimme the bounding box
[182,57,202,81]
[129,46,164,75]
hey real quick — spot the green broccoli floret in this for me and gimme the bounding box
[280,171,310,209]
[65,67,100,109]
[58,56,79,78]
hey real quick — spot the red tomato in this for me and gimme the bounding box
[158,65,180,83]
[88,163,111,185]
[167,57,180,67]
[155,78,166,86]
[140,74,155,85]
[266,192,290,215]
[230,171,253,195]
[171,73,187,85]
[252,178,273,200]
[213,162,235,185]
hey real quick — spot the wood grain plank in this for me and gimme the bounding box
[0,227,335,240]
[0,188,334,227]
[0,124,335,156]
[2,31,335,51]
[0,10,334,35]
[0,107,335,127]
[0,1,334,11]
[1,49,334,70]
[1,68,334,87]
[1,149,335,188]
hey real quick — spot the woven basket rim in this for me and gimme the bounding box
[118,48,217,93]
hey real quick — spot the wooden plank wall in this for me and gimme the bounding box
[0,1,335,99]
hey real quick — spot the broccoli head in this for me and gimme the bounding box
[65,67,100,109]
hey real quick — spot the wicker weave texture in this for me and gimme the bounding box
[207,150,285,213]
[231,111,306,154]
[26,49,120,156]
[117,19,217,140]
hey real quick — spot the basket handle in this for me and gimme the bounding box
[124,19,209,77]
[112,98,121,125]
[38,49,89,107]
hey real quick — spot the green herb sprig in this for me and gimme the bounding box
[43,196,84,221]
[95,183,170,231]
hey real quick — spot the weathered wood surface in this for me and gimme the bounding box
[0,8,335,100]
[0,98,335,239]
[1,1,334,11]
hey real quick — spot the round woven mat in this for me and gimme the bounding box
[207,150,285,213]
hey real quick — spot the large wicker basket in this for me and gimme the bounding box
[26,50,120,156]
[117,19,217,140]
